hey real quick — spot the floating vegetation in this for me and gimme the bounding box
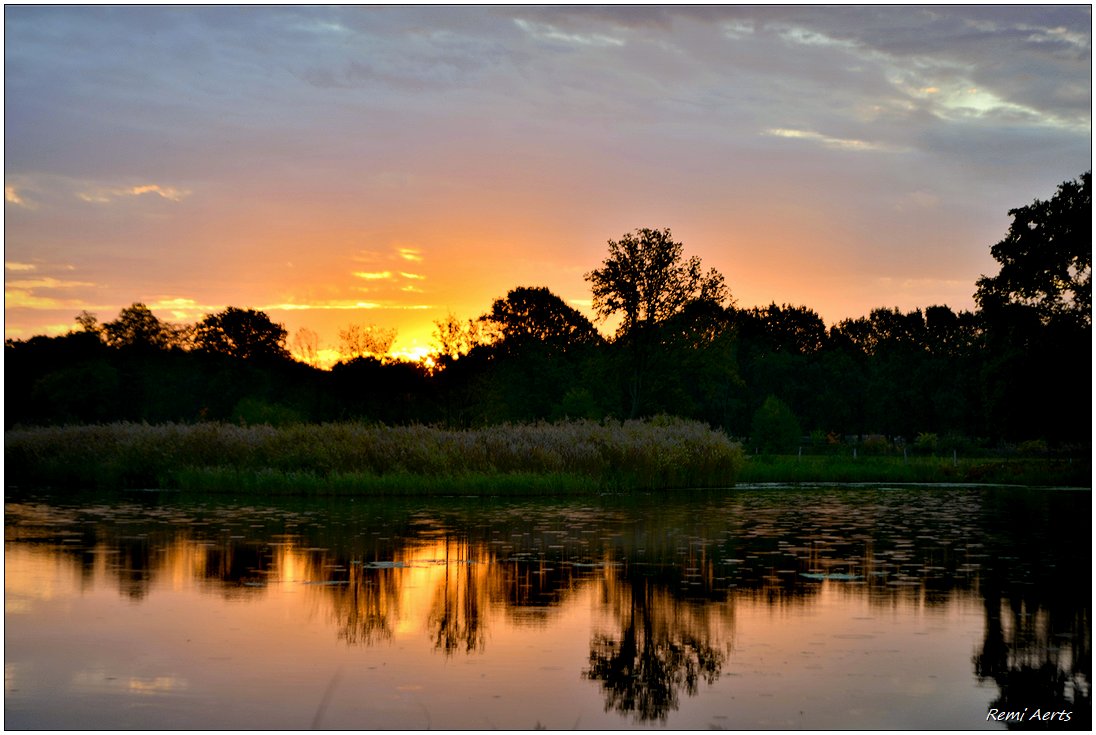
[4,418,743,496]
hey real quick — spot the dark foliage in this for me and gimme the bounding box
[6,176,1089,447]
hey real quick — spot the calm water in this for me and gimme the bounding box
[5,486,1090,730]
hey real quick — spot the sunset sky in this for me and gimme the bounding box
[5,5,1091,364]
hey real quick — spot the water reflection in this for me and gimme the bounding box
[585,566,731,721]
[973,491,1092,730]
[5,487,1090,727]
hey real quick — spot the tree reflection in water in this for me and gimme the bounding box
[427,539,487,654]
[5,488,1090,727]
[584,563,731,722]
[974,589,1091,729]
[973,488,1091,729]
[331,563,400,646]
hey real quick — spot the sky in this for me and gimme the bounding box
[4,5,1091,364]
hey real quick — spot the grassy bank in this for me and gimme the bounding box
[737,453,1090,487]
[5,418,743,495]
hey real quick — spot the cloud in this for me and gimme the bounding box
[5,262,37,272]
[763,127,898,152]
[144,297,220,320]
[399,272,425,280]
[5,185,32,207]
[261,300,433,311]
[3,288,108,311]
[262,301,380,311]
[6,276,95,290]
[1,6,1088,341]
[513,18,625,48]
[352,271,393,281]
[77,183,190,204]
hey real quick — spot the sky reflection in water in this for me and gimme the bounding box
[5,487,1090,730]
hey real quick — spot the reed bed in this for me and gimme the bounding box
[4,418,744,495]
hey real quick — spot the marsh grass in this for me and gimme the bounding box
[5,418,743,495]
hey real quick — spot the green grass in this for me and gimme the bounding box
[8,421,1086,496]
[4,418,743,496]
[737,453,1090,487]
[171,467,604,496]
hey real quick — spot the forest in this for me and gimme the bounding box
[6,173,1091,454]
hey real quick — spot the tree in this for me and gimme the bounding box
[432,312,480,362]
[586,228,729,417]
[75,310,101,335]
[975,172,1091,326]
[291,327,321,367]
[338,323,397,361]
[751,395,801,453]
[102,303,177,350]
[743,303,827,354]
[586,227,728,337]
[479,286,601,352]
[194,307,289,361]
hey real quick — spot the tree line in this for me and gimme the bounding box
[6,173,1090,449]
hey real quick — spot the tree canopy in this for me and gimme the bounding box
[102,303,178,350]
[585,227,728,338]
[194,307,289,361]
[975,172,1091,326]
[480,286,601,352]
[5,193,1091,447]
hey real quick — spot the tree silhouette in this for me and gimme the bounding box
[432,311,481,363]
[751,394,801,453]
[338,323,397,360]
[586,227,727,338]
[195,307,289,361]
[290,326,321,367]
[585,228,728,418]
[976,172,1091,327]
[102,303,177,350]
[480,286,601,353]
[584,579,725,722]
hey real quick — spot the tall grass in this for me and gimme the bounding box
[5,418,744,495]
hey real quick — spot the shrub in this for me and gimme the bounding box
[750,396,801,454]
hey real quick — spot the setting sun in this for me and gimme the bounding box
[5,6,1089,358]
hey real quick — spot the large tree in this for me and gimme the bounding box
[480,286,601,352]
[585,228,729,417]
[585,227,728,337]
[194,307,289,361]
[102,303,178,350]
[975,172,1091,326]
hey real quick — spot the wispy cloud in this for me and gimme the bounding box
[763,127,898,152]
[352,271,393,281]
[77,183,190,204]
[514,18,625,47]
[5,185,32,208]
[4,269,100,315]
[3,289,108,311]
[6,276,95,290]
[398,248,423,262]
[143,297,220,320]
[261,300,433,311]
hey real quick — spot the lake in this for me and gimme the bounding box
[5,485,1090,730]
